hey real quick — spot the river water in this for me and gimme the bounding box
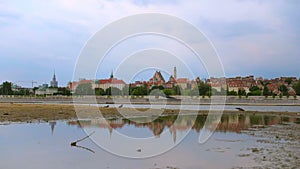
[94,104,300,112]
[0,114,299,169]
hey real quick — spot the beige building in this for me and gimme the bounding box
[94,78,126,90]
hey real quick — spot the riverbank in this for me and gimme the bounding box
[0,103,299,123]
[239,122,300,168]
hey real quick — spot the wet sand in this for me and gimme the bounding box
[238,123,300,169]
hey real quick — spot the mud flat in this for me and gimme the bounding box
[237,123,300,169]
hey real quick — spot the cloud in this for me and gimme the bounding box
[0,0,299,86]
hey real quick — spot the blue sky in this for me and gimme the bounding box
[0,0,299,87]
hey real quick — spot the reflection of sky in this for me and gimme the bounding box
[0,119,268,169]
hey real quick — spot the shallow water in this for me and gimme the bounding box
[94,104,300,112]
[0,114,299,169]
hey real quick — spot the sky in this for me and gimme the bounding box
[0,0,299,87]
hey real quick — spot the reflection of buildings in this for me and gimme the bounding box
[49,121,56,135]
[67,115,295,142]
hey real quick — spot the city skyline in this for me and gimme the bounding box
[1,68,300,88]
[0,1,299,86]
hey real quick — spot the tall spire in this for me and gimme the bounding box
[174,66,177,80]
[110,70,114,79]
[50,69,58,87]
[53,69,56,80]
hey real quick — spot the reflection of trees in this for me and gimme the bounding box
[192,116,206,133]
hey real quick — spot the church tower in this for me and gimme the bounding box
[110,71,114,79]
[174,66,177,80]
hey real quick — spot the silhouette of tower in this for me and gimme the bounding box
[50,70,58,87]
[174,66,177,80]
[110,71,114,79]
[49,121,56,135]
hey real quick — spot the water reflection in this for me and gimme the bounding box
[49,121,56,135]
[67,114,298,142]
[1,114,299,169]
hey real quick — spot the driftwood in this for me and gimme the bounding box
[73,145,95,153]
[235,107,245,111]
[71,131,95,146]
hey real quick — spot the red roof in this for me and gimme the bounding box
[99,78,126,84]
[177,78,189,83]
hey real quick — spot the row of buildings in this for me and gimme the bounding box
[68,67,202,92]
[68,67,298,95]
[207,76,297,95]
[9,68,297,96]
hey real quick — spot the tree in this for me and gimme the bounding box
[132,86,148,96]
[247,86,261,96]
[248,90,261,96]
[57,87,71,96]
[14,88,30,96]
[278,85,288,96]
[162,89,174,96]
[106,87,122,96]
[293,80,300,95]
[75,83,94,95]
[238,89,246,96]
[285,78,293,85]
[259,81,271,96]
[150,85,164,91]
[95,88,105,96]
[198,82,210,96]
[249,86,260,92]
[227,90,237,96]
[0,81,13,95]
[172,85,181,95]
[263,86,271,96]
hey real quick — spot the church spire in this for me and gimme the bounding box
[110,70,114,79]
[174,66,177,80]
[53,69,56,80]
